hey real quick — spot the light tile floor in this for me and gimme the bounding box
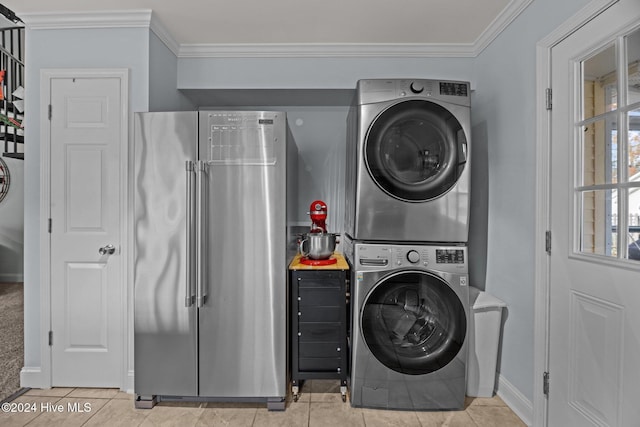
[0,380,526,426]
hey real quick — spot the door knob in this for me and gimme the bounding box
[98,244,116,255]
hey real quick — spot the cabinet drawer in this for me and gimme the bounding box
[299,342,343,358]
[299,323,341,342]
[299,357,342,372]
[299,306,341,323]
[298,288,343,306]
[296,271,345,288]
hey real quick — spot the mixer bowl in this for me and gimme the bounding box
[299,233,339,260]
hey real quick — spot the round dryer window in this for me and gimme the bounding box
[361,271,466,375]
[365,99,467,201]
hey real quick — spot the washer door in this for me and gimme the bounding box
[361,271,466,375]
[365,99,467,201]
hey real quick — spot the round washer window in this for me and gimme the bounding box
[365,99,467,202]
[361,271,466,375]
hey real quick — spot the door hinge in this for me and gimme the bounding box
[48,218,52,233]
[48,331,53,346]
[48,104,52,120]
[545,88,552,110]
[545,230,551,254]
[543,371,550,396]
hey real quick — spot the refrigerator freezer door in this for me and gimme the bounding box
[134,112,198,396]
[197,111,288,398]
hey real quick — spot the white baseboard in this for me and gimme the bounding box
[497,374,533,426]
[20,366,135,393]
[20,367,45,389]
[123,370,135,394]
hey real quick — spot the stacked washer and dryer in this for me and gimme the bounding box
[343,79,471,410]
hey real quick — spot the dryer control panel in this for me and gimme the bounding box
[356,79,471,107]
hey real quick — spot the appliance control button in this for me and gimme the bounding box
[400,91,406,96]
[410,82,424,93]
[407,250,420,263]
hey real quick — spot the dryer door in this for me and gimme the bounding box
[365,99,467,201]
[360,271,466,375]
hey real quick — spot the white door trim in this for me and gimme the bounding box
[39,68,129,390]
[533,1,618,425]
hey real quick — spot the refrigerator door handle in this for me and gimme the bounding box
[185,160,195,307]
[196,160,207,308]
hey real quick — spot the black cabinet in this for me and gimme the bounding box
[289,260,349,402]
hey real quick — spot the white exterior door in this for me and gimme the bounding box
[549,1,640,425]
[49,75,125,387]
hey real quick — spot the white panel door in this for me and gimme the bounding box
[549,0,640,425]
[49,76,123,387]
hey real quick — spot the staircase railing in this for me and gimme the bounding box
[0,26,24,160]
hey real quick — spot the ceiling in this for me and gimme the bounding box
[2,0,530,55]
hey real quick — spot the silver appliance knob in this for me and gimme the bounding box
[410,82,424,93]
[407,250,420,263]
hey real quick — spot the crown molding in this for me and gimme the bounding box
[20,9,181,56]
[177,43,477,58]
[20,9,152,30]
[473,0,534,55]
[148,14,180,56]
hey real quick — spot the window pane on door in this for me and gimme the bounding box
[581,189,617,257]
[629,109,640,179]
[583,44,617,120]
[625,187,640,260]
[582,118,617,185]
[627,27,640,261]
[626,28,640,103]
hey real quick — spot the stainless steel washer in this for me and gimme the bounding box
[345,240,469,410]
[345,78,471,243]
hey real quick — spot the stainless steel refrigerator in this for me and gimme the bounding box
[133,111,297,410]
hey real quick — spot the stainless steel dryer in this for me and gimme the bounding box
[345,79,471,243]
[345,240,469,410]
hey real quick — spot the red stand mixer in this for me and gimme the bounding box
[309,200,328,234]
[299,200,338,266]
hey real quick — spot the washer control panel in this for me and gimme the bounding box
[392,246,430,267]
[354,243,467,272]
[435,248,465,264]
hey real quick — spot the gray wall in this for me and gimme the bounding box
[471,0,591,402]
[0,157,23,282]
[149,32,194,112]
[178,57,474,89]
[285,106,349,232]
